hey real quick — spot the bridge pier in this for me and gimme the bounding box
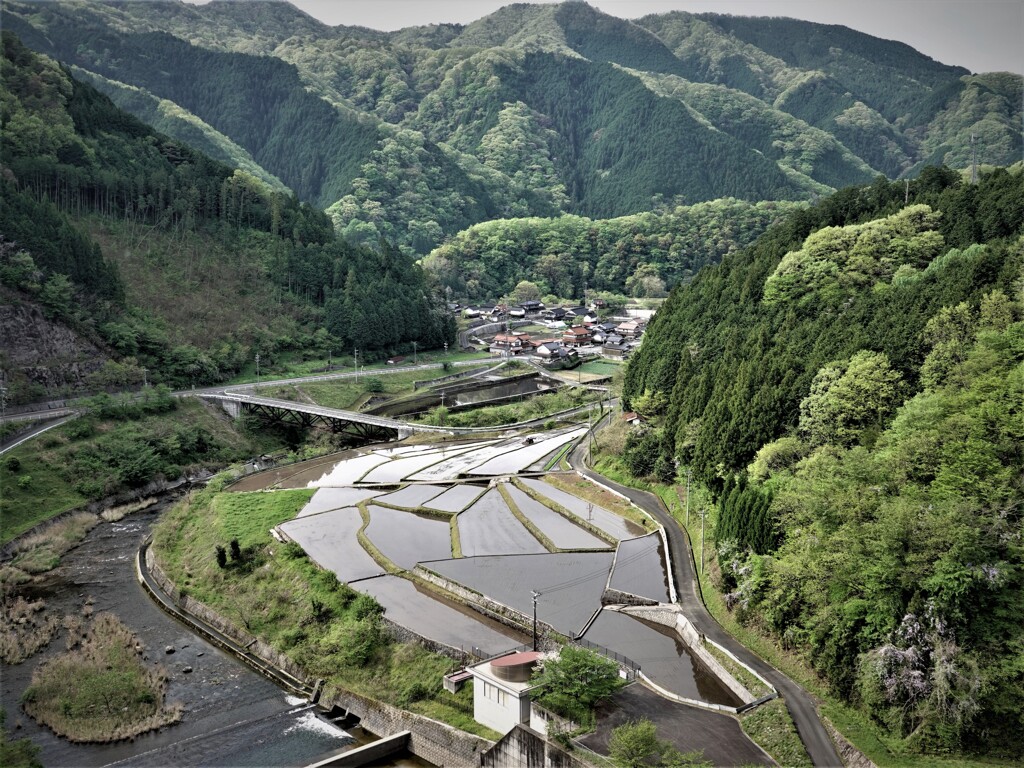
[220,399,242,419]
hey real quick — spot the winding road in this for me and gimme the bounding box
[570,431,843,768]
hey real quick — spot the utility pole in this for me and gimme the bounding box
[413,341,417,366]
[685,468,692,527]
[531,590,540,651]
[142,367,148,389]
[700,508,706,575]
[354,347,359,384]
[254,354,260,391]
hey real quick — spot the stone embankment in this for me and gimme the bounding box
[139,543,494,767]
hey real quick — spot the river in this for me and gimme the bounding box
[0,501,427,767]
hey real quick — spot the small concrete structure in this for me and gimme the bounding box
[468,651,545,735]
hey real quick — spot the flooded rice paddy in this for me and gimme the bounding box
[581,611,743,706]
[364,506,452,569]
[455,488,548,557]
[505,484,610,550]
[296,487,381,516]
[353,576,525,658]
[520,477,643,541]
[609,533,672,603]
[235,427,737,709]
[278,508,383,583]
[465,428,587,476]
[374,484,446,508]
[424,552,615,637]
[422,484,486,513]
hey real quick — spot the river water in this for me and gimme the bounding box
[0,502,427,767]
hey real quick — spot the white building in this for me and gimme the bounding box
[468,651,545,734]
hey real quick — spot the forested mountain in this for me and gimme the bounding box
[621,166,1024,758]
[424,199,801,300]
[0,34,452,403]
[2,0,1019,267]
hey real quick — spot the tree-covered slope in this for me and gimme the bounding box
[424,199,801,300]
[618,167,1023,758]
[4,0,1018,260]
[0,34,452,402]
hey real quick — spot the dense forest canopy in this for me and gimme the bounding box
[0,33,452,402]
[2,0,1020,258]
[621,166,1024,758]
[424,199,801,301]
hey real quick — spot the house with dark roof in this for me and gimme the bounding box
[562,326,593,348]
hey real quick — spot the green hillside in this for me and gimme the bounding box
[619,166,1024,760]
[0,34,452,402]
[3,0,1017,262]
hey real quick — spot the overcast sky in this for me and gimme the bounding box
[246,0,1023,75]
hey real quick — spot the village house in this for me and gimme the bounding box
[534,340,563,359]
[490,331,531,356]
[562,326,593,348]
[519,299,545,314]
[541,307,568,322]
[602,340,633,358]
[615,319,645,339]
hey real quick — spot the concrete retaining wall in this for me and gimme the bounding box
[145,550,493,767]
[413,566,558,646]
[307,731,410,767]
[481,724,587,768]
[320,687,492,768]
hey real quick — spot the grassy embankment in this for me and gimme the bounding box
[151,479,500,739]
[21,612,181,742]
[589,420,1007,768]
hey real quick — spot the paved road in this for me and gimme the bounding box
[570,431,843,768]
[579,684,773,766]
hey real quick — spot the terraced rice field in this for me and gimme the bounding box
[422,484,487,513]
[353,575,524,658]
[456,488,547,557]
[373,484,446,508]
[582,611,742,706]
[364,505,452,569]
[608,533,672,603]
[296,487,381,517]
[504,484,610,550]
[520,477,643,541]
[278,508,382,583]
[424,552,615,637]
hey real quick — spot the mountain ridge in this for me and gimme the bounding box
[4,0,1019,260]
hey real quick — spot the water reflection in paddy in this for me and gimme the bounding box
[506,484,609,550]
[520,477,643,540]
[426,552,614,637]
[582,611,743,707]
[354,575,526,658]
[608,533,671,603]
[365,506,452,569]
[456,488,548,557]
[278,508,383,583]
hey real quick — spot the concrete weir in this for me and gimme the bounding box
[305,730,411,768]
